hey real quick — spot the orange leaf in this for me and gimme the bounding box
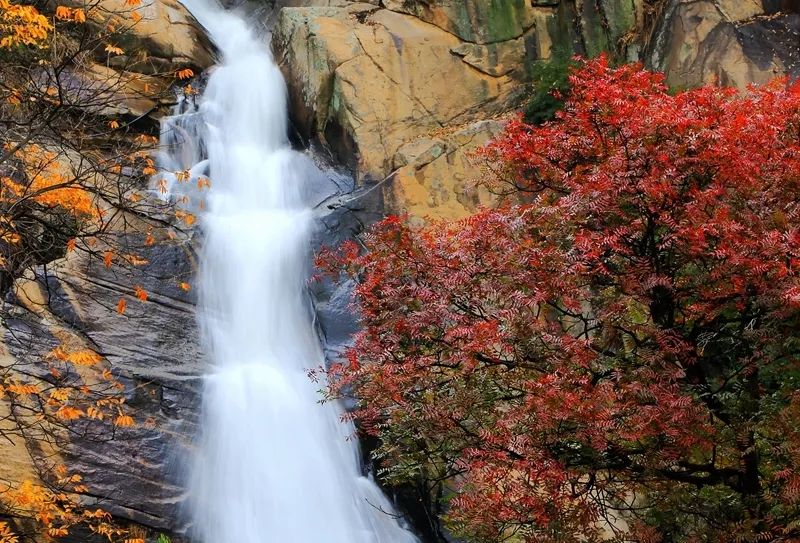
[47,346,69,361]
[66,349,102,366]
[55,6,72,20]
[7,383,39,395]
[103,251,113,269]
[178,282,191,292]
[116,297,126,314]
[114,414,134,427]
[55,406,84,421]
[66,238,76,252]
[176,68,194,80]
[104,44,124,55]
[108,120,119,130]
[134,285,147,302]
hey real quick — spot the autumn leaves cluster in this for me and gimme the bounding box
[0,0,200,539]
[321,58,800,542]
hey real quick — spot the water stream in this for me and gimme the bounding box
[156,3,418,541]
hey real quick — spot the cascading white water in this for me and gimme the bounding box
[156,2,420,542]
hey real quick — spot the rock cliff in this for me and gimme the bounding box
[273,0,800,221]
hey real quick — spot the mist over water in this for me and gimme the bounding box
[157,2,419,541]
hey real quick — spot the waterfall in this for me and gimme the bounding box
[156,2,419,542]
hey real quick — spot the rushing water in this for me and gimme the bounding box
[156,2,419,542]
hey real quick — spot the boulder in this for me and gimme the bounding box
[56,0,215,72]
[381,0,539,44]
[385,120,505,224]
[649,0,800,89]
[274,5,529,186]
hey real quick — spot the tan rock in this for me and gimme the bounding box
[384,120,505,221]
[65,62,168,117]
[272,4,374,140]
[450,34,530,77]
[652,0,786,89]
[56,0,214,71]
[717,0,764,21]
[381,0,538,44]
[275,6,523,183]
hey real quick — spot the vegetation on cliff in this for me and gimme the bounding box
[321,58,800,542]
[0,1,196,540]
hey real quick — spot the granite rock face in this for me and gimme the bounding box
[1,232,202,539]
[273,4,531,186]
[649,0,800,89]
[54,0,215,118]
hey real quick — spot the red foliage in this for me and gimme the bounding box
[320,58,800,542]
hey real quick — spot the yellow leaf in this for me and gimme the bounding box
[55,406,84,421]
[0,521,19,543]
[7,383,39,395]
[66,349,102,366]
[175,210,196,226]
[47,346,69,361]
[104,44,124,55]
[49,389,70,402]
[114,414,134,427]
[124,253,149,266]
[86,406,104,420]
[1,230,21,244]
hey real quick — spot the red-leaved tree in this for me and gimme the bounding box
[319,58,800,542]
